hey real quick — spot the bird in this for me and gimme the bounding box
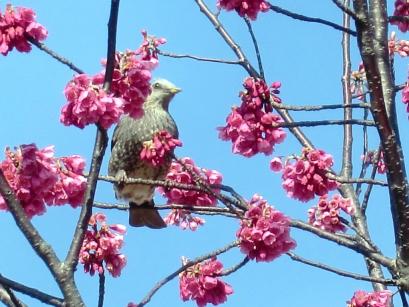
[108,79,181,228]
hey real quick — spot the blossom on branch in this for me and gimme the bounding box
[158,157,222,230]
[140,130,182,166]
[361,150,386,174]
[390,0,409,32]
[0,4,47,55]
[179,257,233,307]
[218,77,286,157]
[0,144,86,218]
[79,213,127,277]
[281,148,338,202]
[217,0,269,20]
[307,194,354,233]
[61,31,164,129]
[236,194,296,262]
[389,31,409,57]
[347,290,392,307]
[61,74,124,129]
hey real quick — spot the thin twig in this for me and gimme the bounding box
[273,119,375,128]
[331,0,358,20]
[361,149,383,213]
[26,37,84,74]
[137,240,239,307]
[287,252,395,284]
[1,285,24,307]
[327,174,387,186]
[220,257,250,276]
[98,273,105,307]
[0,274,63,306]
[271,101,370,111]
[244,17,264,79]
[290,219,394,269]
[157,50,242,65]
[267,2,357,36]
[400,289,409,307]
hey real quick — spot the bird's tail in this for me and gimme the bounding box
[129,201,167,229]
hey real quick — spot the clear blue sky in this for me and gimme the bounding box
[0,1,407,306]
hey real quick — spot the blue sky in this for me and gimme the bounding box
[0,1,407,306]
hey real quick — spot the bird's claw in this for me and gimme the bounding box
[115,170,128,185]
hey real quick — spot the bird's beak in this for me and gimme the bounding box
[169,87,182,94]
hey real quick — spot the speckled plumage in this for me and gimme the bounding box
[108,79,180,228]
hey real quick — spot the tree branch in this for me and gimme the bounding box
[136,240,239,307]
[287,252,395,284]
[0,274,63,306]
[267,2,357,36]
[26,37,84,74]
[65,0,119,274]
[98,273,105,307]
[157,50,242,65]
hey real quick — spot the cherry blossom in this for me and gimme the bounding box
[390,0,409,33]
[179,257,233,307]
[140,130,182,166]
[164,209,205,231]
[79,213,127,277]
[281,148,338,202]
[308,194,354,233]
[159,157,222,230]
[237,194,296,262]
[60,74,124,129]
[269,157,283,172]
[0,4,47,55]
[135,30,166,63]
[347,290,392,307]
[0,144,87,218]
[389,31,409,57]
[218,77,286,157]
[217,0,269,20]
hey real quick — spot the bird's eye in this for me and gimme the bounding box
[153,82,160,89]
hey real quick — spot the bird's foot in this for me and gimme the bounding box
[115,170,128,185]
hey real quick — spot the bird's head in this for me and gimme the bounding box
[145,79,181,111]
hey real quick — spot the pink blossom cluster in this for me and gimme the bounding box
[158,157,222,230]
[389,32,409,57]
[218,77,286,157]
[347,290,392,307]
[361,150,386,174]
[179,257,233,307]
[79,213,127,277]
[281,148,338,202]
[0,4,47,56]
[391,0,409,32]
[140,130,182,166]
[307,194,354,233]
[237,194,296,262]
[164,209,205,231]
[61,74,124,129]
[217,0,269,20]
[0,144,86,218]
[135,29,166,62]
[61,32,164,129]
